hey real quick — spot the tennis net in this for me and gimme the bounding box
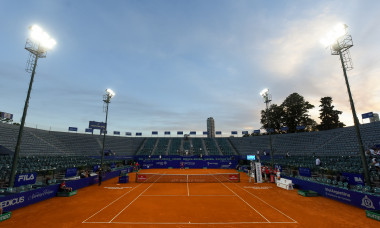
[135,173,240,183]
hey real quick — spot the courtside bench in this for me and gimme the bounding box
[0,211,11,222]
[277,178,294,190]
[56,190,77,197]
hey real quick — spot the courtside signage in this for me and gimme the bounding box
[14,172,37,187]
[137,175,147,181]
[229,174,239,182]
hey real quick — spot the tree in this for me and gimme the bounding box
[281,93,315,133]
[317,96,345,131]
[260,104,284,133]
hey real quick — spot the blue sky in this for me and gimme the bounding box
[1,0,380,136]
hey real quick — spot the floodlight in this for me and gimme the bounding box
[320,23,347,47]
[100,88,115,185]
[29,25,56,49]
[259,88,273,167]
[9,25,56,188]
[260,88,268,97]
[322,24,370,186]
[106,88,115,98]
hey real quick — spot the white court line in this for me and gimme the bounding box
[108,171,166,223]
[84,221,297,225]
[82,185,139,223]
[218,174,297,223]
[208,172,270,223]
[235,182,297,223]
[141,194,235,197]
[220,181,270,223]
[187,178,189,196]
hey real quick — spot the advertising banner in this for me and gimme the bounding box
[342,172,365,186]
[255,162,263,183]
[14,172,37,187]
[362,112,374,119]
[299,167,311,177]
[85,128,93,133]
[68,127,78,132]
[289,177,380,210]
[65,168,78,178]
[89,121,106,130]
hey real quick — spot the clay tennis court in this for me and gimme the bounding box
[1,169,378,227]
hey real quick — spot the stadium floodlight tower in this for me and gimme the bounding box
[99,88,115,184]
[260,88,274,167]
[9,25,56,188]
[321,24,370,186]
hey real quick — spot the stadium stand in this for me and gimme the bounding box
[1,121,380,192]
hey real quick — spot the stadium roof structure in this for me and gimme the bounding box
[0,145,13,155]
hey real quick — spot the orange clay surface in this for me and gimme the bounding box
[1,169,378,228]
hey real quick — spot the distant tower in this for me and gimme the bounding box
[207,117,215,138]
[370,113,379,123]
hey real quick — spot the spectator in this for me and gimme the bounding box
[369,147,376,156]
[59,181,72,192]
[135,162,140,170]
[80,170,87,178]
[371,157,380,171]
[316,157,321,166]
[286,152,290,158]
[45,177,51,185]
[265,166,270,181]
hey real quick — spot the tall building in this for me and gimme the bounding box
[370,113,379,123]
[207,117,215,138]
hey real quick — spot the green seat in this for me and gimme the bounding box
[363,185,371,193]
[355,185,363,192]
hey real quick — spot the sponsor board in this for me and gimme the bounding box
[244,186,273,189]
[229,174,239,182]
[137,175,147,182]
[288,177,380,210]
[104,187,132,190]
[15,172,37,187]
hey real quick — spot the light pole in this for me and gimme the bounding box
[322,24,371,186]
[9,25,56,188]
[260,88,274,167]
[99,88,115,185]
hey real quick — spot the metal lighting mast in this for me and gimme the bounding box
[9,25,56,188]
[260,88,274,167]
[99,88,115,185]
[322,24,370,186]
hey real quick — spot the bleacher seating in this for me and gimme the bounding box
[1,121,380,189]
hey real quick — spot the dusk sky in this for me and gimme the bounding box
[1,0,380,136]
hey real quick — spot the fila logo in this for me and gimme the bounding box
[18,173,35,182]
